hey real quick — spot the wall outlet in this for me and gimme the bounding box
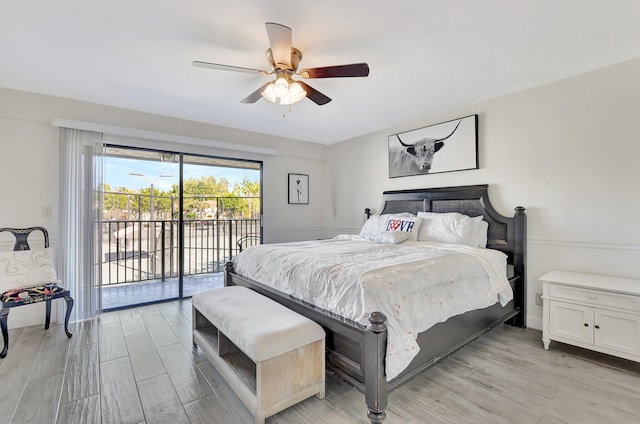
[535,292,543,306]
[42,205,52,218]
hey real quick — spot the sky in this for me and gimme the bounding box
[104,157,260,192]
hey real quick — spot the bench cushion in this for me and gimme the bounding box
[192,286,324,362]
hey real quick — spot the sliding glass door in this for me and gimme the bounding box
[181,154,261,297]
[101,147,261,310]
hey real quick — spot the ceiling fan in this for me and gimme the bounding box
[193,22,369,106]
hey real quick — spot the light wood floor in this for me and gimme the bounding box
[1,300,640,424]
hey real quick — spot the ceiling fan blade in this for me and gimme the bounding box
[193,61,266,75]
[298,81,332,105]
[299,63,370,79]
[265,22,292,69]
[240,82,271,104]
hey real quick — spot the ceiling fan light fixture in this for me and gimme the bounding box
[273,76,290,97]
[279,81,306,105]
[261,83,278,103]
[261,78,306,105]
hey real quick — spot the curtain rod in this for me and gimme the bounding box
[51,118,279,156]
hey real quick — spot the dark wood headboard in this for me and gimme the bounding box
[379,184,527,327]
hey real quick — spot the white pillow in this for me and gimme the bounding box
[371,231,411,244]
[417,212,489,247]
[416,212,475,245]
[0,247,58,292]
[472,219,489,248]
[359,215,388,239]
[384,215,422,241]
[359,213,414,240]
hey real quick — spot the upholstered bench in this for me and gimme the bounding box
[192,286,325,424]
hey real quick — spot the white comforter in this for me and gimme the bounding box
[232,235,513,380]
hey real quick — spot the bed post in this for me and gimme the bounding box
[364,311,388,424]
[224,261,235,287]
[512,206,527,328]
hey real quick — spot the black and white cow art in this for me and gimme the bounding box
[389,120,461,176]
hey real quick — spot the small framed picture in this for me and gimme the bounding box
[288,173,309,204]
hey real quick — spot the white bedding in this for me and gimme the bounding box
[232,235,513,380]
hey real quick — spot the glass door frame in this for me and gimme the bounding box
[103,144,263,308]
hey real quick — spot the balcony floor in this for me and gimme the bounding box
[101,272,224,310]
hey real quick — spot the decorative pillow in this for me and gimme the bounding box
[359,213,414,240]
[371,231,411,244]
[0,247,58,292]
[384,215,422,241]
[416,212,475,245]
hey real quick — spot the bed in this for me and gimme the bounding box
[224,184,526,423]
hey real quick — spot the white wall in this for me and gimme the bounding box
[0,87,330,327]
[327,57,640,329]
[0,117,60,327]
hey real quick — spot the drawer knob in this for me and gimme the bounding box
[587,294,597,300]
[584,323,589,327]
[595,325,600,329]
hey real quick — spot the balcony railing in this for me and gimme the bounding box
[101,218,260,286]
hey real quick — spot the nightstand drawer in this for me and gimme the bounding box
[549,284,640,312]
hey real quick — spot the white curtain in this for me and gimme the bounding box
[58,128,104,322]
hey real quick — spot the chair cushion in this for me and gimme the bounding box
[0,247,58,292]
[1,283,67,306]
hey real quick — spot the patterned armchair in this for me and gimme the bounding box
[0,227,74,358]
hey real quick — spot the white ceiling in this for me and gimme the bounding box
[2,1,640,145]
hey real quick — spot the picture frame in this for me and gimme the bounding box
[288,173,309,204]
[388,114,478,178]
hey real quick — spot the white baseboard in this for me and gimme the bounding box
[526,315,542,331]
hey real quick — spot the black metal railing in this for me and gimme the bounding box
[101,218,260,286]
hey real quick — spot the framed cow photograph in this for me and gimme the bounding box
[388,114,478,178]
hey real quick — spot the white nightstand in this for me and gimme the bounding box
[540,270,640,363]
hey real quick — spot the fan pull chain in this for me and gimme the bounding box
[281,104,290,118]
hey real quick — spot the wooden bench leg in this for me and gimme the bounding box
[1,309,9,358]
[64,296,74,339]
